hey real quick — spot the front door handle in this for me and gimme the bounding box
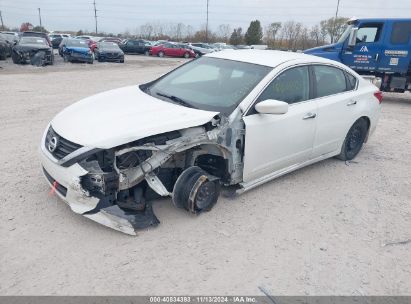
[347,100,357,106]
[303,112,317,120]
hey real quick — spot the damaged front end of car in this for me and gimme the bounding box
[40,112,245,235]
[12,47,53,66]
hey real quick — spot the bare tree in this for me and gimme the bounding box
[309,25,321,46]
[320,17,348,43]
[282,21,303,50]
[299,26,309,50]
[140,23,154,39]
[217,24,231,42]
[185,25,194,40]
[319,20,328,44]
[265,22,282,48]
[175,23,185,41]
[292,22,302,49]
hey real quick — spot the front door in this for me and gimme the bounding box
[341,22,384,73]
[243,66,317,183]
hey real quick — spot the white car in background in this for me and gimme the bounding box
[40,50,382,235]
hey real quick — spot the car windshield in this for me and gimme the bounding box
[337,24,353,44]
[66,39,88,47]
[20,37,47,45]
[146,57,271,114]
[99,42,121,50]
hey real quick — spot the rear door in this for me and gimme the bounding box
[341,22,384,72]
[123,40,133,52]
[163,43,173,56]
[311,65,359,157]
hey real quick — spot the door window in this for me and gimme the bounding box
[313,65,348,97]
[356,24,383,43]
[257,66,310,104]
[391,22,411,44]
[345,72,358,91]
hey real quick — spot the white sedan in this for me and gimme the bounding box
[40,50,382,234]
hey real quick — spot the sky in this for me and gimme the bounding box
[0,0,410,34]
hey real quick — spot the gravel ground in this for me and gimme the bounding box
[0,54,410,296]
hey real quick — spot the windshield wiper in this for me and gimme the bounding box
[156,92,195,109]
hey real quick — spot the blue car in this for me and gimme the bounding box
[61,38,94,64]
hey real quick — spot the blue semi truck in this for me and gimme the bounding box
[304,18,411,93]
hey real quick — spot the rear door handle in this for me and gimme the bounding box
[303,112,317,120]
[347,100,357,106]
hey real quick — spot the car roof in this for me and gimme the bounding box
[206,49,335,67]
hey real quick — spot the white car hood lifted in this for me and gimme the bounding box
[51,85,219,149]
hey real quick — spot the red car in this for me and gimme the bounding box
[150,42,195,58]
[75,37,97,52]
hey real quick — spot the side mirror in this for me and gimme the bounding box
[255,99,289,115]
[348,27,358,47]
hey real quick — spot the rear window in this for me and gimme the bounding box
[314,65,347,98]
[391,22,411,44]
[345,72,358,90]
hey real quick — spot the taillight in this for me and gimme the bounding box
[374,91,383,104]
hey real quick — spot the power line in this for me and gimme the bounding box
[38,7,42,30]
[93,0,98,34]
[205,0,209,42]
[331,0,341,43]
[0,11,4,30]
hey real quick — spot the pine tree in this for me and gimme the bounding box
[245,20,263,45]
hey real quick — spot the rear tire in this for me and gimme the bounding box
[158,51,164,57]
[144,50,149,56]
[337,118,368,161]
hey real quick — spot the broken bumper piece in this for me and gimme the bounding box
[40,148,159,235]
[84,203,159,235]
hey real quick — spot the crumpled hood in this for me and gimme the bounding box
[51,86,219,149]
[14,44,50,52]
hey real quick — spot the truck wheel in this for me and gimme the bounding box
[337,118,368,161]
[158,51,164,57]
[172,166,220,214]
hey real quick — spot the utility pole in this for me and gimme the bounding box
[205,0,209,42]
[93,0,98,35]
[38,8,42,31]
[0,11,4,31]
[331,0,341,43]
